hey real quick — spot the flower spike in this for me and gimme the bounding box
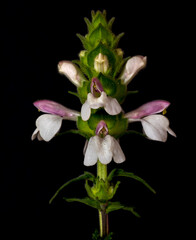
[32,11,176,238]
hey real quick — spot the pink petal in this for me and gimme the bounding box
[90,78,104,96]
[125,100,170,119]
[95,120,108,136]
[33,100,79,120]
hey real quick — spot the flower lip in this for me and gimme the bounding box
[125,100,170,120]
[95,120,108,137]
[90,78,104,97]
[33,100,79,119]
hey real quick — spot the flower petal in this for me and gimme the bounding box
[81,101,91,121]
[90,78,104,96]
[98,135,113,165]
[112,138,126,163]
[34,100,79,120]
[31,128,39,140]
[89,92,106,109]
[125,100,170,120]
[120,55,147,85]
[104,97,122,115]
[84,137,98,166]
[141,115,175,142]
[36,114,63,142]
[58,61,83,87]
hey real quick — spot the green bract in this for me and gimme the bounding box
[75,10,128,104]
[77,111,128,139]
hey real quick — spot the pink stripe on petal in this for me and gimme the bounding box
[125,100,170,119]
[33,100,79,119]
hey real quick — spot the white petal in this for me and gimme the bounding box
[112,138,126,163]
[83,140,88,155]
[141,115,170,142]
[37,132,44,141]
[120,56,147,85]
[104,97,122,115]
[98,135,113,165]
[167,127,177,138]
[58,61,83,87]
[88,92,105,109]
[84,137,98,166]
[36,114,63,142]
[31,128,39,140]
[81,101,91,121]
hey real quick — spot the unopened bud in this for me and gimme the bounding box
[94,53,109,73]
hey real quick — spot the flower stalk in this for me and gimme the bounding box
[97,160,109,237]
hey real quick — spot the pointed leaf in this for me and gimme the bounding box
[68,91,80,98]
[76,33,91,49]
[84,17,93,32]
[108,169,156,194]
[123,206,141,218]
[49,172,95,204]
[64,197,101,210]
[106,201,140,217]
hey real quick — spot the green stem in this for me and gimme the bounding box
[97,160,109,237]
[97,160,107,181]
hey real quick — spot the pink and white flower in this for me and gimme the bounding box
[32,100,79,142]
[81,78,122,121]
[125,100,176,142]
[84,121,125,166]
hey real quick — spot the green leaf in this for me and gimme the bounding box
[49,172,95,204]
[106,201,140,218]
[107,169,156,194]
[64,197,101,210]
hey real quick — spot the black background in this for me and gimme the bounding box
[2,1,191,239]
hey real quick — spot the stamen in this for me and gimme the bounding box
[162,109,167,115]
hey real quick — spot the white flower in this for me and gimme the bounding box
[120,55,147,85]
[84,135,125,166]
[58,61,85,87]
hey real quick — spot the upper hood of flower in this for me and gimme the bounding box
[124,100,170,120]
[33,100,80,120]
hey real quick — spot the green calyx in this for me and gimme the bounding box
[77,111,128,139]
[85,178,120,202]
